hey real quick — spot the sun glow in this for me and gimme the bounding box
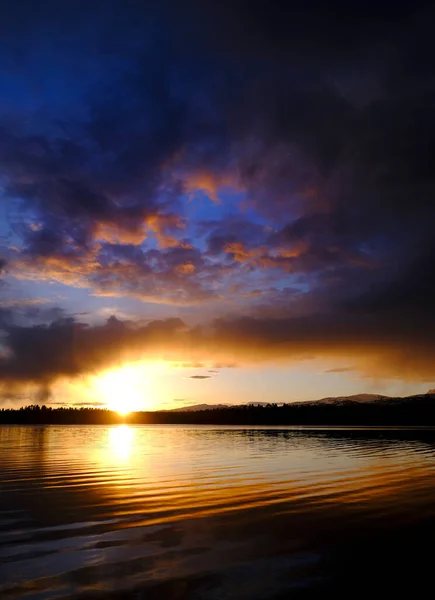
[94,363,148,414]
[108,425,135,461]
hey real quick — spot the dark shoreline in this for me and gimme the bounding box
[2,393,435,426]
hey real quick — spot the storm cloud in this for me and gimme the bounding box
[1,0,435,391]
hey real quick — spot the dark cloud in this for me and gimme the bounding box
[0,316,185,388]
[324,367,357,374]
[0,299,434,394]
[1,0,435,384]
[49,401,106,407]
[35,383,52,404]
[0,301,65,328]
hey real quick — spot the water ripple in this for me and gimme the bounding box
[2,425,435,598]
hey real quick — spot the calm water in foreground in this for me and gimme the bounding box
[2,426,435,599]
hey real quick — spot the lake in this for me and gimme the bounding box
[2,425,435,599]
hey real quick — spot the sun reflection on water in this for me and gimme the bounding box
[108,425,135,461]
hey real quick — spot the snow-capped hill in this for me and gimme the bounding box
[170,403,229,412]
[311,393,389,405]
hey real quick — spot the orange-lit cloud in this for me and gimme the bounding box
[182,171,241,203]
[177,262,195,275]
[12,250,101,288]
[147,214,187,248]
[224,241,308,272]
[93,222,147,245]
[8,239,220,305]
[94,213,189,248]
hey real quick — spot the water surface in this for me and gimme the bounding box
[2,425,435,598]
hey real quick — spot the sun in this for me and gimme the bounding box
[94,363,147,414]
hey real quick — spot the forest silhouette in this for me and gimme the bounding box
[2,394,435,425]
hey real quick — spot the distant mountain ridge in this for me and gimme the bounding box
[297,393,389,406]
[171,392,435,412]
[170,403,230,412]
[170,401,282,411]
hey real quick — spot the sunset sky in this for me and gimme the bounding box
[1,0,435,410]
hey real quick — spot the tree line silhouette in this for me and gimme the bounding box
[1,395,435,425]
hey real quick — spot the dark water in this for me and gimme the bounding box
[2,426,435,599]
